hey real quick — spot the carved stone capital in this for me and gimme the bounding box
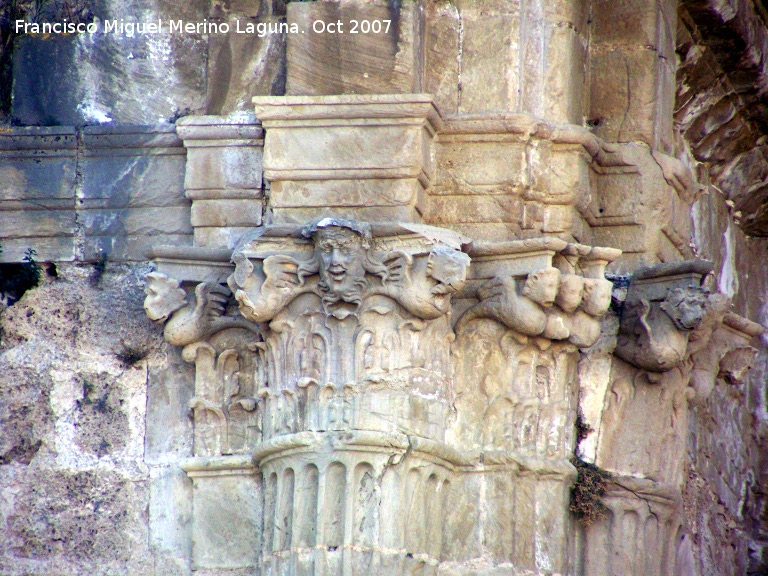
[614,260,730,372]
[229,218,470,324]
[145,220,471,457]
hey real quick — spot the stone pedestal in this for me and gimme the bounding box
[180,456,261,571]
[582,477,683,576]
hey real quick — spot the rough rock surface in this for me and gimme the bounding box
[0,263,190,575]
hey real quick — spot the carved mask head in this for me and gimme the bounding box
[144,272,187,321]
[661,286,709,331]
[522,267,560,307]
[427,246,470,290]
[556,274,585,313]
[581,278,613,316]
[314,225,368,303]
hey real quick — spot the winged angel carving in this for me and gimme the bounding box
[228,218,470,323]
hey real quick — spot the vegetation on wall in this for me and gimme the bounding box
[0,246,42,305]
[570,413,612,525]
[569,456,612,525]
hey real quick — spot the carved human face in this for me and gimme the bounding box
[427,247,470,289]
[556,274,584,313]
[663,287,708,331]
[314,226,367,297]
[581,278,613,316]
[522,267,560,307]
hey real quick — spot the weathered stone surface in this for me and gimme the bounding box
[0,125,192,263]
[423,1,460,115]
[676,0,768,237]
[206,0,287,114]
[542,25,588,124]
[0,467,152,574]
[0,364,52,466]
[0,263,189,575]
[12,1,209,126]
[11,35,83,127]
[2,1,768,574]
[286,0,421,96]
[589,47,674,150]
[182,461,260,570]
[457,11,519,114]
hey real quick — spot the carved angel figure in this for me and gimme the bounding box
[144,272,252,347]
[457,267,560,336]
[377,244,470,319]
[457,267,612,348]
[229,218,469,322]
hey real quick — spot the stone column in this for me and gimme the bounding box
[584,260,765,575]
[449,237,619,574]
[582,477,683,576]
[144,93,624,575]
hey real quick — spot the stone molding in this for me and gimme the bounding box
[253,94,441,224]
[0,126,78,155]
[81,124,184,157]
[429,111,695,263]
[0,124,190,263]
[176,116,265,249]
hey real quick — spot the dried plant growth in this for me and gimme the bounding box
[570,456,612,526]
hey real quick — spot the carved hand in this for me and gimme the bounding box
[458,275,548,336]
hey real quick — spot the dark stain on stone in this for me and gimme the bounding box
[206,37,233,115]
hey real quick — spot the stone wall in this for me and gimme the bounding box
[1,1,768,575]
[0,263,184,574]
[0,126,191,264]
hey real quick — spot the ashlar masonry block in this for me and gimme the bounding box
[0,127,77,262]
[253,94,442,224]
[177,116,265,249]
